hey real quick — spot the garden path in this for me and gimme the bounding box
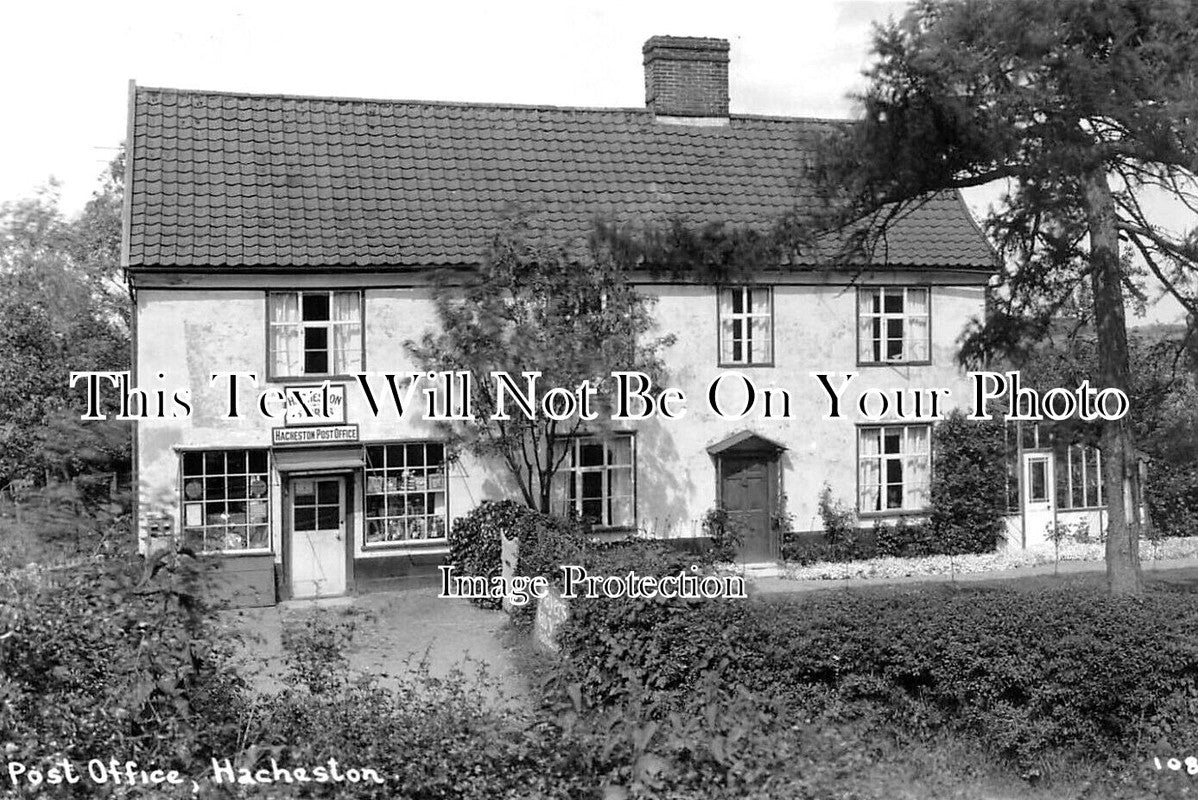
[220,587,527,704]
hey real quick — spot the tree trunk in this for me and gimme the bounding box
[1083,166,1144,595]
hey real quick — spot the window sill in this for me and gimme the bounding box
[856,359,932,368]
[196,547,273,558]
[264,374,361,384]
[856,509,930,520]
[362,538,448,552]
[717,362,775,369]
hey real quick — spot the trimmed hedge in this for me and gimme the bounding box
[553,584,1198,767]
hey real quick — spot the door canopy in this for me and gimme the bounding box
[706,430,787,458]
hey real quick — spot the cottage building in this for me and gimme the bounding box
[123,36,1073,605]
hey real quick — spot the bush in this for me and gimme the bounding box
[0,546,248,781]
[280,610,356,694]
[700,507,744,563]
[552,582,1198,770]
[447,500,530,609]
[927,411,1007,555]
[873,517,937,558]
[512,511,588,585]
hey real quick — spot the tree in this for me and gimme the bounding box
[0,151,130,492]
[408,215,674,514]
[817,0,1198,594]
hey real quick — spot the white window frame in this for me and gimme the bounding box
[560,434,636,528]
[267,289,363,378]
[179,449,272,554]
[858,424,931,513]
[718,286,773,366]
[1059,443,1104,509]
[858,286,930,364]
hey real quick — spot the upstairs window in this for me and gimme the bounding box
[718,287,773,366]
[268,290,363,377]
[858,287,930,364]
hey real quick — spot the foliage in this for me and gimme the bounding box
[928,411,1007,555]
[512,511,589,585]
[408,213,674,512]
[279,610,356,694]
[0,155,130,490]
[816,483,862,560]
[447,499,588,612]
[699,507,744,563]
[0,545,248,781]
[446,500,529,610]
[551,582,1198,773]
[819,0,1198,592]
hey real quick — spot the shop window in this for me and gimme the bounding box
[364,443,447,545]
[180,449,270,552]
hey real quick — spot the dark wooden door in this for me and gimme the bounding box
[721,457,773,561]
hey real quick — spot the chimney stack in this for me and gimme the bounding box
[642,36,730,119]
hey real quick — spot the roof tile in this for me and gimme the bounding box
[127,86,995,271]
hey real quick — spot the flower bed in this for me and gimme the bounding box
[780,535,1198,582]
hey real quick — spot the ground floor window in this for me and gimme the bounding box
[180,449,270,552]
[364,443,447,545]
[1057,443,1104,509]
[858,425,931,512]
[561,434,635,528]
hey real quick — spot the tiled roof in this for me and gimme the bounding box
[125,86,997,271]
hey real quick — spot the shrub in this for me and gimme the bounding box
[873,517,936,558]
[927,411,1007,555]
[0,546,248,780]
[280,610,356,694]
[448,499,590,612]
[512,511,589,585]
[447,500,530,609]
[552,582,1198,770]
[700,507,744,563]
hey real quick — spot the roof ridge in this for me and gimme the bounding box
[132,82,848,124]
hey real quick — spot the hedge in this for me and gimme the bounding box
[552,584,1198,768]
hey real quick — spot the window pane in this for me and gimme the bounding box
[907,288,928,315]
[302,292,330,321]
[316,506,339,529]
[1029,460,1047,501]
[294,507,316,531]
[317,480,339,504]
[751,317,772,362]
[183,451,203,477]
[304,348,329,374]
[883,290,904,313]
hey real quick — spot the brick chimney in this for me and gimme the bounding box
[642,36,730,118]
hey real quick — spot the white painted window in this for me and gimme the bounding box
[364,443,448,545]
[268,290,362,377]
[1059,444,1105,509]
[858,425,931,512]
[858,287,930,363]
[719,286,773,365]
[180,449,270,552]
[560,434,635,528]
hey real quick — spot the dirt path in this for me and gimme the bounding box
[220,587,526,703]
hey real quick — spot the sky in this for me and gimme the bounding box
[1,0,1189,324]
[2,0,906,212]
